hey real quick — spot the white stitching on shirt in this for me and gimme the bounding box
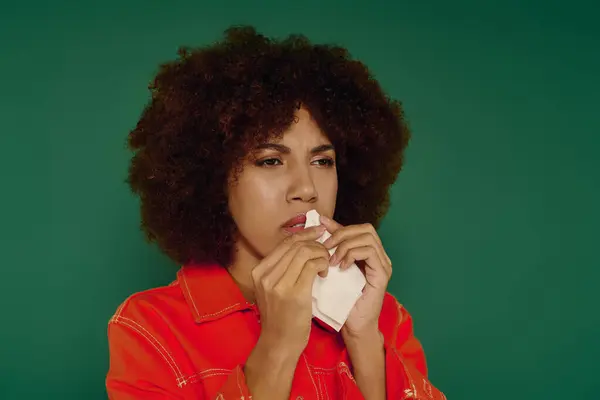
[113,316,184,380]
[337,362,356,384]
[392,300,404,348]
[322,377,331,400]
[187,368,232,378]
[338,368,348,399]
[236,366,244,397]
[423,378,433,398]
[187,372,231,384]
[181,271,242,320]
[113,301,127,321]
[194,372,231,379]
[201,303,242,319]
[181,271,201,317]
[111,318,187,387]
[393,301,418,399]
[309,366,337,372]
[187,369,232,379]
[303,354,320,400]
[184,368,241,386]
[395,347,419,399]
[315,374,324,400]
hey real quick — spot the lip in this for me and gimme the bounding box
[282,213,308,228]
[282,225,307,234]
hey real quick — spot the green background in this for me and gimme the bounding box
[1,0,598,399]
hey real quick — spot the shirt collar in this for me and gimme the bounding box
[177,262,253,324]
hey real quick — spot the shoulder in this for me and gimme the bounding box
[109,279,185,326]
[107,279,194,358]
[106,280,216,392]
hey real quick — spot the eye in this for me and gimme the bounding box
[255,158,282,167]
[313,158,336,167]
[255,157,335,168]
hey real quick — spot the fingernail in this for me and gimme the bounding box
[329,254,338,266]
[320,215,330,223]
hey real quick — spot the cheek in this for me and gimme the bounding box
[234,179,280,216]
[228,178,283,251]
[317,172,338,209]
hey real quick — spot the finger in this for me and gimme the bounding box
[258,243,302,289]
[342,246,383,274]
[329,233,368,266]
[382,252,392,277]
[328,232,385,269]
[339,246,386,279]
[276,243,330,289]
[322,222,382,250]
[295,257,330,295]
[261,240,323,289]
[252,225,326,279]
[318,215,344,234]
[328,227,391,274]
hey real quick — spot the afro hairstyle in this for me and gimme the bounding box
[126,25,411,268]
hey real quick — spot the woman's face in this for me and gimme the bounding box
[227,107,338,264]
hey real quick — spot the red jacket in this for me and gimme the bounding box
[106,263,446,399]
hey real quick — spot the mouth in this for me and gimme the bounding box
[281,213,308,233]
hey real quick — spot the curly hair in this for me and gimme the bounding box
[126,25,411,268]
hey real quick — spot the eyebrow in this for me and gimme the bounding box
[254,143,335,154]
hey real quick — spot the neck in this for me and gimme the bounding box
[227,238,261,304]
[228,266,256,304]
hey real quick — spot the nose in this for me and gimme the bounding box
[287,163,318,203]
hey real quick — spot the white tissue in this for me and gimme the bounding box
[304,209,366,331]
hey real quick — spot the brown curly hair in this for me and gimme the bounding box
[126,25,411,268]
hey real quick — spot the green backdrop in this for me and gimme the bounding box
[1,1,598,399]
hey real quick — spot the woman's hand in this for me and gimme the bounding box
[250,224,330,355]
[319,216,392,339]
[319,216,391,399]
[245,225,330,400]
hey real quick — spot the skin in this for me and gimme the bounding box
[226,107,392,400]
[227,107,338,298]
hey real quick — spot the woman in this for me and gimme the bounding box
[106,26,446,399]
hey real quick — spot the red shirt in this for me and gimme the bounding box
[106,263,446,399]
